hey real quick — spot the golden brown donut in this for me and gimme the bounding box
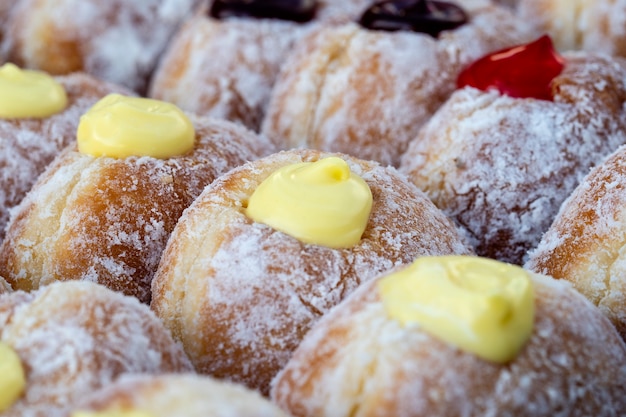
[261,0,535,167]
[150,148,473,395]
[1,0,203,94]
[526,143,626,340]
[0,114,276,303]
[149,0,372,131]
[68,373,291,417]
[518,0,626,58]
[0,281,193,417]
[0,275,10,293]
[0,70,131,243]
[272,258,626,417]
[400,52,626,265]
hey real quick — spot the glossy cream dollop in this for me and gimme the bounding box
[378,256,534,363]
[77,94,195,159]
[0,63,68,118]
[0,342,26,412]
[246,157,373,248]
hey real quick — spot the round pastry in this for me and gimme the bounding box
[525,143,626,340]
[272,255,626,417]
[0,280,193,417]
[0,0,17,49]
[67,373,290,417]
[517,0,626,58]
[0,275,10,294]
[400,36,626,265]
[150,148,473,395]
[0,64,131,243]
[260,0,535,167]
[148,0,372,131]
[1,0,202,94]
[0,94,276,303]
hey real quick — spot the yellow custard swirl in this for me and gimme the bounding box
[0,342,26,412]
[77,94,195,159]
[0,63,68,118]
[378,256,534,363]
[246,157,373,248]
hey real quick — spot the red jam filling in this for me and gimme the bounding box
[456,35,565,101]
[209,0,317,23]
[359,0,468,37]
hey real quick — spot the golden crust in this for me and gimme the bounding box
[0,281,193,417]
[0,117,275,303]
[150,148,473,395]
[526,144,626,340]
[0,71,130,243]
[272,269,626,417]
[261,2,536,166]
[400,53,626,265]
[69,373,290,417]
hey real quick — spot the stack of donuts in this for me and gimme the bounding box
[1,0,626,416]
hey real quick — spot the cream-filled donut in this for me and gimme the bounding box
[272,256,626,417]
[0,281,193,417]
[150,148,473,395]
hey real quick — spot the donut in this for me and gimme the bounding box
[0,64,131,243]
[0,275,10,294]
[272,255,626,417]
[399,36,626,265]
[0,281,193,417]
[67,373,290,417]
[150,148,473,395]
[148,0,372,131]
[0,0,16,49]
[526,143,626,340]
[1,0,202,94]
[0,94,276,303]
[517,0,626,58]
[260,0,535,167]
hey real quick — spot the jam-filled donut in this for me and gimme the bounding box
[260,0,535,167]
[400,35,626,265]
[526,144,626,340]
[68,374,290,417]
[150,148,473,395]
[272,256,626,417]
[0,281,193,417]
[0,63,131,243]
[149,0,372,132]
[518,0,626,58]
[1,0,202,94]
[0,94,276,303]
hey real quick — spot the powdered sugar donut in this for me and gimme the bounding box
[69,373,290,417]
[0,95,275,303]
[526,143,626,340]
[149,0,372,131]
[1,0,202,94]
[400,41,626,265]
[151,148,473,395]
[272,256,626,417]
[261,0,535,166]
[0,281,193,417]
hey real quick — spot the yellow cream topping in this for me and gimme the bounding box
[77,94,195,159]
[246,157,373,248]
[0,63,68,118]
[72,410,155,417]
[378,256,534,363]
[0,342,26,412]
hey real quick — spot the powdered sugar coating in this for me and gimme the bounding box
[526,144,626,339]
[70,373,290,417]
[272,268,626,417]
[261,1,536,167]
[151,148,472,395]
[2,0,202,93]
[0,72,130,243]
[0,281,193,417]
[0,116,276,303]
[400,52,626,265]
